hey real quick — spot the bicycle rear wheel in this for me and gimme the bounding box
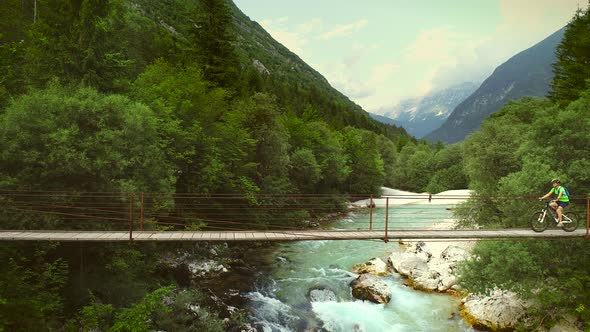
[561,213,579,232]
[530,211,548,232]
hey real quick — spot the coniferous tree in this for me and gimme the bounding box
[191,0,240,88]
[0,0,37,105]
[23,0,132,92]
[74,0,132,91]
[549,4,590,106]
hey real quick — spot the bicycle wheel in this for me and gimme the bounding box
[530,211,548,232]
[561,213,579,232]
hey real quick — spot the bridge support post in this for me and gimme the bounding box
[140,192,144,232]
[384,197,389,243]
[369,194,373,230]
[586,198,589,240]
[129,194,133,241]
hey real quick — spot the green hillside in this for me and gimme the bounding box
[0,0,412,198]
[110,0,409,139]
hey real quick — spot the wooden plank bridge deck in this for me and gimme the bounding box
[0,229,587,242]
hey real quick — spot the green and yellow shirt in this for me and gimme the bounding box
[551,186,570,202]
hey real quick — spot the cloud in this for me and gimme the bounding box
[240,0,581,112]
[268,30,308,54]
[318,55,397,100]
[490,0,579,55]
[401,27,481,96]
[333,80,376,99]
[258,17,323,54]
[498,0,580,32]
[319,59,373,99]
[369,63,400,84]
[297,18,323,35]
[319,19,369,40]
[398,1,580,99]
[319,59,401,111]
[404,27,464,62]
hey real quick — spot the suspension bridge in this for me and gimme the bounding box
[1,190,588,242]
[0,229,587,242]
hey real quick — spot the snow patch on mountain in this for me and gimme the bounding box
[371,81,479,138]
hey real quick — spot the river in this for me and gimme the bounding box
[244,204,475,331]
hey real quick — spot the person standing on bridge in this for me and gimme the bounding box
[538,179,569,227]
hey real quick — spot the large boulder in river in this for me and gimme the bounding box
[352,257,389,276]
[461,288,527,330]
[349,274,391,304]
[388,243,470,293]
[388,252,429,278]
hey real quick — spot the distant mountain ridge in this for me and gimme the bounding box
[425,27,566,144]
[370,81,479,138]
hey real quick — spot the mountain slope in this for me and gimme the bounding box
[228,2,409,139]
[129,0,409,141]
[424,27,566,144]
[370,82,479,138]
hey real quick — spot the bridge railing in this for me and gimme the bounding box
[1,191,588,241]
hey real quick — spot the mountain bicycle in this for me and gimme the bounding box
[530,200,578,232]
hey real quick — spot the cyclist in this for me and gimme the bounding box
[538,179,569,227]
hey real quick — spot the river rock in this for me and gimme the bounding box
[239,323,257,332]
[441,245,470,263]
[349,274,391,304]
[438,274,457,292]
[389,243,470,293]
[413,241,433,262]
[388,252,429,278]
[187,260,228,278]
[352,257,390,276]
[461,288,527,330]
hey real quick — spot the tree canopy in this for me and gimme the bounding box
[549,4,590,106]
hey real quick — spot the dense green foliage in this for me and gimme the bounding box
[1,0,589,330]
[0,83,174,194]
[454,9,590,328]
[550,5,590,106]
[459,239,590,327]
[457,91,590,228]
[0,0,419,329]
[0,243,68,330]
[456,84,590,329]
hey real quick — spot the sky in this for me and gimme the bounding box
[233,0,581,114]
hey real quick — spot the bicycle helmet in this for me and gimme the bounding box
[551,178,560,184]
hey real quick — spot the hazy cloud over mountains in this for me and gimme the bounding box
[238,0,579,112]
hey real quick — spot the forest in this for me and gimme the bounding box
[0,0,589,330]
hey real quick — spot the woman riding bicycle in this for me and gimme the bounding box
[538,179,569,227]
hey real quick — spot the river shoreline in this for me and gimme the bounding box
[350,188,479,328]
[199,188,476,331]
[362,188,541,331]
[242,188,476,331]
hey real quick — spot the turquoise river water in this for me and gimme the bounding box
[245,205,476,331]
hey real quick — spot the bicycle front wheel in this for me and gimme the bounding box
[562,213,579,232]
[530,211,548,232]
